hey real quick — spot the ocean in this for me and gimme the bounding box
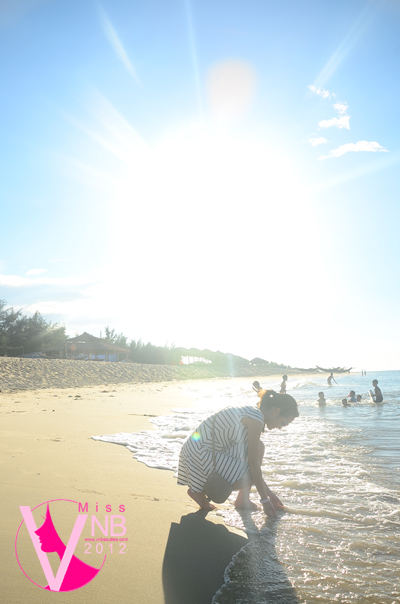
[93,370,400,604]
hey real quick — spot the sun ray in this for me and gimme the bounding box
[98,5,142,87]
[184,0,204,118]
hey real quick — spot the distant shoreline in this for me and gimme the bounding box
[0,357,319,393]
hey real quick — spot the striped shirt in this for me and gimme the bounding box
[177,405,264,493]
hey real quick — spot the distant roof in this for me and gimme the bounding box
[67,332,128,352]
[250,357,270,365]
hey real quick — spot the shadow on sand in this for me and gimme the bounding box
[162,509,300,604]
[162,510,248,604]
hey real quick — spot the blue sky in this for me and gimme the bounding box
[1,0,399,370]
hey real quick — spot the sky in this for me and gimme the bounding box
[1,0,400,370]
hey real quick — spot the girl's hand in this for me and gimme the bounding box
[262,498,277,518]
[268,490,284,510]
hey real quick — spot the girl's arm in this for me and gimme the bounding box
[243,417,283,517]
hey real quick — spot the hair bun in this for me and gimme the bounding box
[257,388,275,406]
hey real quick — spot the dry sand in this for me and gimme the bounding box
[0,364,297,604]
[0,356,304,392]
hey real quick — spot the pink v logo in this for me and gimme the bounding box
[19,506,88,591]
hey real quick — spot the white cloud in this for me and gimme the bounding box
[99,7,142,87]
[333,102,348,115]
[319,140,389,160]
[24,300,79,315]
[319,115,350,130]
[0,274,32,287]
[308,137,328,147]
[0,273,93,287]
[308,85,335,99]
[26,268,47,275]
[309,86,350,131]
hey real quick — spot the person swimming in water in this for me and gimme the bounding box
[317,392,326,406]
[347,390,356,403]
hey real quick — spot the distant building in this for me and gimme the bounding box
[250,357,270,365]
[47,332,129,362]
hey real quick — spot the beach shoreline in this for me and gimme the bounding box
[0,356,318,393]
[3,367,395,603]
[1,372,292,604]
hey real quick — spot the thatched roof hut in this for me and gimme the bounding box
[66,332,128,361]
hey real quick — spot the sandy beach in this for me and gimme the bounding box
[0,357,310,393]
[1,360,286,604]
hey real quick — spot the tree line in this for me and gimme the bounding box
[0,300,289,368]
[103,326,289,368]
[103,326,182,364]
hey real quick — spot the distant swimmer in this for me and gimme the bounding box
[280,375,288,394]
[327,372,337,386]
[371,379,383,403]
[356,394,362,402]
[347,390,356,403]
[252,381,262,394]
[342,398,349,407]
[317,392,326,406]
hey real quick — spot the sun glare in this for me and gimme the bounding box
[57,92,326,362]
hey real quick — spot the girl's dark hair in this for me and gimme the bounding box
[259,389,299,417]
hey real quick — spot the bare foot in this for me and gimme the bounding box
[234,494,258,511]
[187,488,216,510]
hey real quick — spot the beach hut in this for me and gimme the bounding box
[250,357,270,366]
[66,332,129,362]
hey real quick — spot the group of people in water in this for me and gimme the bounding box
[318,390,362,407]
[322,373,383,405]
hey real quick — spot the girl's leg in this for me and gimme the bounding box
[187,488,216,510]
[233,441,265,510]
[233,473,257,509]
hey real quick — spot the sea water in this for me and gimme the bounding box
[93,371,400,603]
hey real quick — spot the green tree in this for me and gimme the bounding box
[104,326,128,349]
[0,300,67,355]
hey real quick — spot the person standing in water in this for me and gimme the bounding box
[327,372,337,386]
[371,379,383,403]
[280,375,288,394]
[252,381,262,394]
[317,392,326,406]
